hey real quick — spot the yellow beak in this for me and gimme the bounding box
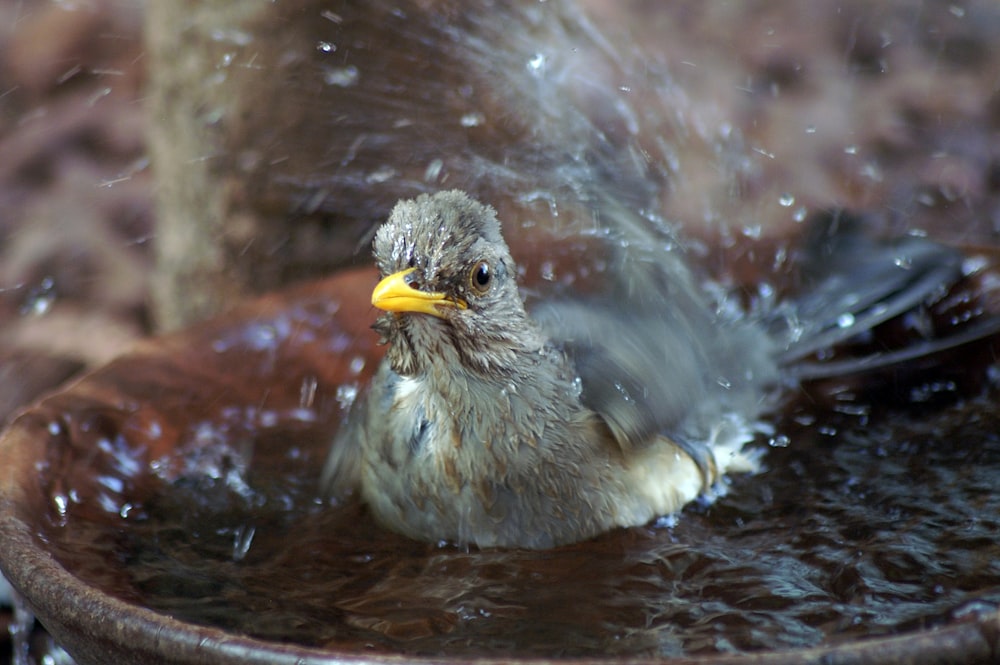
[371,267,467,318]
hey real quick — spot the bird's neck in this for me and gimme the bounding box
[410,335,577,435]
[429,336,561,394]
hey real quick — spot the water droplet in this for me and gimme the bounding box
[316,41,336,53]
[349,356,366,375]
[336,383,359,410]
[11,591,36,664]
[259,410,279,428]
[97,474,124,494]
[794,413,816,427]
[917,192,936,207]
[246,324,277,351]
[424,158,444,182]
[22,276,56,316]
[778,193,795,207]
[962,255,989,276]
[805,124,817,134]
[209,28,252,46]
[299,376,318,408]
[769,434,791,448]
[527,52,546,73]
[320,9,343,23]
[53,493,69,516]
[792,206,808,223]
[232,525,256,562]
[323,65,358,87]
[460,111,485,127]
[365,165,396,184]
[833,402,870,417]
[287,407,317,423]
[949,5,965,18]
[844,144,858,155]
[540,261,555,281]
[654,513,678,529]
[613,382,633,402]
[859,162,882,182]
[837,313,856,328]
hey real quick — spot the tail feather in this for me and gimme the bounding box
[788,315,1000,381]
[775,210,999,381]
[779,256,963,364]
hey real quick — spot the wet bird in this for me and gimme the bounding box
[322,189,988,549]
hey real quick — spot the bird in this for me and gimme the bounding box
[321,189,992,549]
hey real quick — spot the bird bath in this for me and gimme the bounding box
[2,264,1000,664]
[3,0,1000,661]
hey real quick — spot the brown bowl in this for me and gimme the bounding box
[1,270,999,665]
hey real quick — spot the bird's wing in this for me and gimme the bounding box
[534,290,774,454]
[535,300,697,452]
[531,188,779,454]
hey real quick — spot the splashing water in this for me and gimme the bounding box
[10,591,35,665]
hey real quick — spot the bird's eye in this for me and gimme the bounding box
[469,260,492,295]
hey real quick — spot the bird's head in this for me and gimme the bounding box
[371,190,540,378]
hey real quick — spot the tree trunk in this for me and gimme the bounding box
[145,1,271,329]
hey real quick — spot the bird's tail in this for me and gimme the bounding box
[771,210,1000,383]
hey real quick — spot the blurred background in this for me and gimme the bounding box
[2,0,1000,420]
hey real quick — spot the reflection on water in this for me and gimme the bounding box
[39,391,1000,658]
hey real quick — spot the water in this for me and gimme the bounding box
[9,592,34,665]
[35,387,1000,658]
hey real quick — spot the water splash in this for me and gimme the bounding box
[10,590,35,665]
[526,52,547,74]
[336,383,359,410]
[232,524,256,562]
[423,159,444,182]
[460,112,485,127]
[299,376,318,409]
[323,65,359,87]
[20,277,56,317]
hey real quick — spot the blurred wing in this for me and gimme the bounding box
[535,300,693,452]
[533,262,776,453]
[320,397,366,500]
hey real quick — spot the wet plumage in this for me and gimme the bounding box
[322,189,982,549]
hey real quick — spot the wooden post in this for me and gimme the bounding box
[145,1,272,329]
